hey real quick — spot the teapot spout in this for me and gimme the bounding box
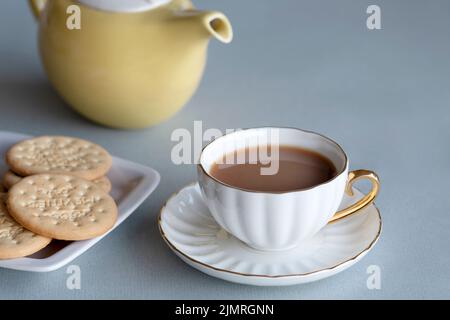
[200,11,233,44]
[176,10,233,44]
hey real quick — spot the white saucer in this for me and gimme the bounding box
[159,183,382,286]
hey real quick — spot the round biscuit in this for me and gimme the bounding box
[6,136,112,180]
[7,174,118,241]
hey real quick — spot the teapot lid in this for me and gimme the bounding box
[77,0,171,13]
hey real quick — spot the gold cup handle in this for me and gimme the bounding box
[328,170,380,223]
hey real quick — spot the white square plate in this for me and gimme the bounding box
[0,131,160,272]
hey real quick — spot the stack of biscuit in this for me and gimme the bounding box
[0,136,118,260]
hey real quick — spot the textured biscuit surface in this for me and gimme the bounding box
[7,174,118,241]
[0,194,52,260]
[6,136,112,180]
[3,170,112,193]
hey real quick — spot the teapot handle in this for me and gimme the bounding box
[29,0,47,18]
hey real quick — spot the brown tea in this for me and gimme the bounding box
[209,145,337,192]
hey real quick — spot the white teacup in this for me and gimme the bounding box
[197,127,380,251]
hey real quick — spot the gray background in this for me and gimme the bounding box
[1,0,449,299]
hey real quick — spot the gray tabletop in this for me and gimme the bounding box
[1,0,449,299]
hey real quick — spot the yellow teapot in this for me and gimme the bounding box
[29,0,233,128]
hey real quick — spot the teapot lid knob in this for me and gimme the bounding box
[78,0,171,13]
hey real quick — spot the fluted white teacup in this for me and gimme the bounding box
[198,127,379,251]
